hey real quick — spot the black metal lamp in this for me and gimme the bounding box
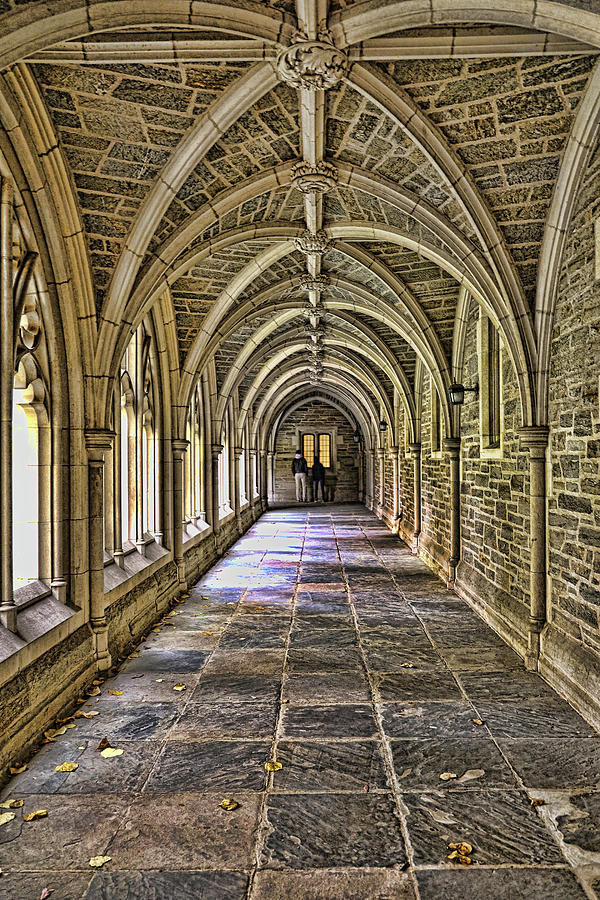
[448,382,479,405]
[379,420,388,432]
[353,429,360,443]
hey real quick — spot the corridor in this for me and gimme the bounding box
[1,506,598,900]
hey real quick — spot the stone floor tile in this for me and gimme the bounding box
[120,649,211,675]
[285,648,364,673]
[426,626,508,649]
[251,868,416,899]
[0,874,92,899]
[403,789,565,865]
[219,624,288,650]
[273,740,389,792]
[440,646,524,671]
[380,701,486,738]
[292,613,354,628]
[390,736,518,791]
[288,627,356,650]
[84,871,249,899]
[283,672,371,704]
[72,701,179,740]
[170,701,278,741]
[91,672,199,703]
[0,794,129,870]
[143,631,221,651]
[415,868,588,899]
[191,673,281,702]
[145,741,270,792]
[105,793,262,870]
[364,648,444,672]
[280,703,378,739]
[498,738,600,789]
[456,669,558,700]
[260,793,407,868]
[374,671,463,702]
[474,700,596,737]
[201,650,285,676]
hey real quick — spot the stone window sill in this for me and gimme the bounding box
[0,590,75,666]
[104,540,169,594]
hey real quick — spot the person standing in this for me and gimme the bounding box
[292,450,308,502]
[312,454,326,503]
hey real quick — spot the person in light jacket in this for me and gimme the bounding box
[292,451,308,502]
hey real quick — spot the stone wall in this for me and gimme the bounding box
[398,405,415,544]
[419,372,451,573]
[546,137,600,722]
[273,400,359,504]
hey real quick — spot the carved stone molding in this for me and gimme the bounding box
[276,37,348,91]
[294,229,331,255]
[291,160,337,194]
[300,273,329,292]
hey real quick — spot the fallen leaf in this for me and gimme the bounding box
[40,890,54,899]
[202,632,214,636]
[89,856,111,868]
[76,697,87,704]
[9,764,27,775]
[74,711,99,719]
[265,760,282,772]
[55,762,78,773]
[219,798,239,811]
[399,662,414,668]
[152,629,162,634]
[456,769,485,784]
[530,797,545,807]
[97,738,111,751]
[0,812,16,827]
[448,841,473,856]
[92,680,103,686]
[0,800,23,809]
[129,653,140,658]
[173,683,186,691]
[100,748,123,758]
[64,723,77,730]
[43,730,58,742]
[448,850,472,865]
[24,810,48,822]
[131,674,144,679]
[472,718,484,726]
[87,687,101,697]
[439,772,457,781]
[156,678,164,683]
[107,690,123,696]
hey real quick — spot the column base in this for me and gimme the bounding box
[51,579,68,605]
[0,604,17,633]
[91,618,112,673]
[525,631,541,671]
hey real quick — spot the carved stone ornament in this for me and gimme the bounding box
[294,229,331,255]
[300,273,329,292]
[303,300,324,316]
[276,37,348,91]
[291,160,338,194]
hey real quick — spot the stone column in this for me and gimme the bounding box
[376,447,385,517]
[233,446,243,534]
[408,442,422,554]
[211,443,223,547]
[390,445,399,530]
[172,439,188,584]
[357,448,364,503]
[259,449,267,508]
[519,426,550,671]
[267,451,275,505]
[85,429,114,673]
[365,448,375,510]
[443,438,461,586]
[0,180,15,631]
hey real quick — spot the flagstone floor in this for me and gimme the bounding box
[1,505,599,899]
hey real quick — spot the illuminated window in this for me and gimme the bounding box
[318,433,331,468]
[302,433,315,468]
[12,369,40,588]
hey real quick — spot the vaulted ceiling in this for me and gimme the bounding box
[4,0,600,439]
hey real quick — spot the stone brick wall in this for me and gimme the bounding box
[457,297,531,649]
[273,400,359,504]
[419,372,451,572]
[397,405,415,541]
[548,139,600,673]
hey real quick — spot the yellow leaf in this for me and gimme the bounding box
[92,680,102,686]
[202,632,214,636]
[89,856,111,868]
[44,731,58,742]
[472,718,484,726]
[0,800,23,809]
[23,810,48,822]
[87,687,101,697]
[439,772,457,781]
[530,797,545,807]
[64,723,76,730]
[129,653,140,658]
[100,748,123,758]
[219,798,239,811]
[55,762,78,773]
[265,760,282,772]
[107,690,123,696]
[0,812,15,827]
[156,678,164,683]
[173,683,186,691]
[9,764,27,775]
[152,629,162,634]
[399,663,414,668]
[74,710,99,719]
[448,841,473,855]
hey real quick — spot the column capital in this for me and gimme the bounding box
[443,437,461,458]
[258,448,267,458]
[172,438,189,455]
[408,441,421,455]
[519,425,550,451]
[211,443,224,459]
[388,445,399,456]
[249,448,258,457]
[85,428,114,459]
[376,447,385,459]
[233,446,244,460]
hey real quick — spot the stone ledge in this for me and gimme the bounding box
[540,623,600,732]
[104,540,170,601]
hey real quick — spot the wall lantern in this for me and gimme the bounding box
[447,382,479,405]
[353,429,361,443]
[379,420,388,432]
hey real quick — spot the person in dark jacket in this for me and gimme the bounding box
[292,450,308,501]
[313,455,326,503]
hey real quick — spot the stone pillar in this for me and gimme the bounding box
[267,451,275,505]
[85,429,114,673]
[249,449,258,518]
[211,443,223,546]
[0,181,15,631]
[408,442,422,554]
[357,448,364,503]
[233,446,243,534]
[443,438,461,586]
[365,448,375,510]
[172,439,188,585]
[259,449,267,508]
[519,426,550,671]
[376,447,385,517]
[390,446,399,530]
